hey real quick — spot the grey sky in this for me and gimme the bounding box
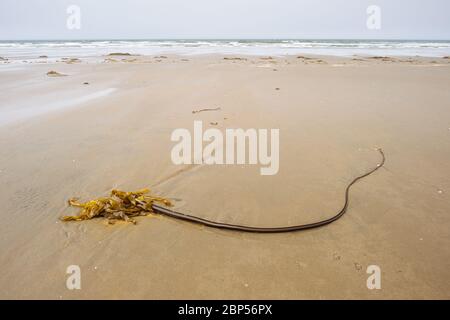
[0,0,449,40]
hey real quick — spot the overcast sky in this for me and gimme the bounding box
[0,0,449,40]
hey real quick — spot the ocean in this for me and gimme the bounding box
[1,39,450,60]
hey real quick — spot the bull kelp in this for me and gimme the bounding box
[61,188,172,224]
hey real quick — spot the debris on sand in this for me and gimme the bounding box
[224,57,247,61]
[297,56,326,64]
[260,56,274,60]
[369,56,395,62]
[61,188,172,224]
[107,52,132,56]
[83,82,89,85]
[192,107,221,114]
[65,58,81,64]
[297,56,314,60]
[39,55,48,58]
[0,56,8,61]
[210,122,218,126]
[46,70,67,77]
[154,55,168,59]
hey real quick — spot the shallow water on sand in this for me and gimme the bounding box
[0,87,116,126]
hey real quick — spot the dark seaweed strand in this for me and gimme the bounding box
[152,148,385,233]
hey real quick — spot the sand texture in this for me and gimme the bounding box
[0,55,449,299]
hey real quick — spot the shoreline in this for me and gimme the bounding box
[1,54,449,127]
[2,52,450,63]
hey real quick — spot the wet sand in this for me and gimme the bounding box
[0,54,449,299]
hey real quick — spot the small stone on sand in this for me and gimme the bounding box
[46,70,66,77]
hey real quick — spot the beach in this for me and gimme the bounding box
[0,53,449,299]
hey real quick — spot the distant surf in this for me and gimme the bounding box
[1,39,450,60]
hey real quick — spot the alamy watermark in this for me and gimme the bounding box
[171,121,279,175]
[366,265,381,290]
[366,5,381,30]
[66,265,81,290]
[66,5,81,30]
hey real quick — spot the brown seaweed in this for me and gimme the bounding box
[61,188,172,224]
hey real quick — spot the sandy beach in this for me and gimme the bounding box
[0,54,449,299]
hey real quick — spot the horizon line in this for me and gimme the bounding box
[1,38,450,42]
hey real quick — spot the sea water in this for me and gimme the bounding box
[1,39,450,61]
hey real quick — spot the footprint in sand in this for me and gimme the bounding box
[354,262,363,271]
[296,261,307,268]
